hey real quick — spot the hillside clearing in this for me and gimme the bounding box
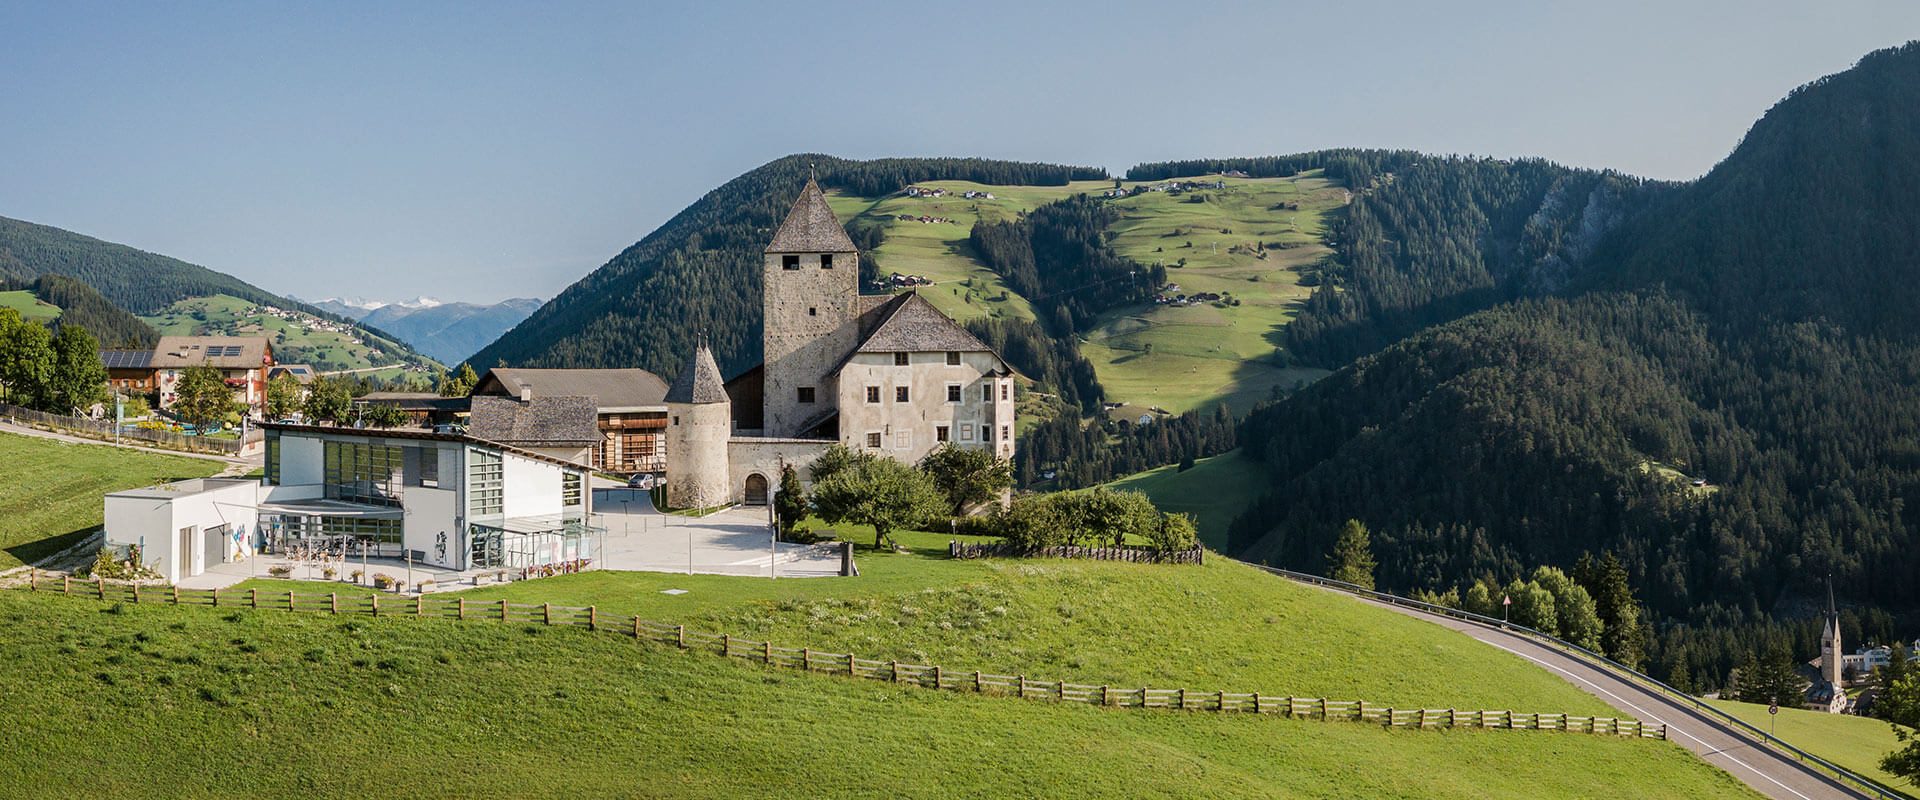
[1104,449,1269,548]
[141,294,436,374]
[0,431,223,570]
[0,589,1757,799]
[0,289,61,323]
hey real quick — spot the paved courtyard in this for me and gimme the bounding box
[180,488,844,590]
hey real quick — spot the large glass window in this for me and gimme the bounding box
[563,471,583,508]
[469,449,503,517]
[264,433,279,485]
[324,440,403,507]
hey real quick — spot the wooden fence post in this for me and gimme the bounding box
[676,625,686,648]
[1252,692,1261,713]
[848,652,856,677]
[458,598,466,620]
[802,648,811,669]
[29,568,36,591]
[933,665,942,689]
[500,598,509,621]
[588,606,597,631]
[542,603,552,625]
[1417,709,1427,728]
[171,585,179,604]
[1177,688,1186,710]
[1061,681,1069,701]
[974,670,982,692]
[416,596,425,617]
[1103,685,1111,706]
[1018,675,1027,699]
[1357,700,1365,721]
[63,575,71,595]
[1448,708,1456,727]
[286,590,294,612]
[1319,697,1327,718]
[371,593,379,617]
[635,616,644,641]
[1216,689,1225,710]
[96,576,106,599]
[250,588,258,609]
[765,640,774,664]
[330,592,338,614]
[1283,696,1293,718]
[722,634,731,657]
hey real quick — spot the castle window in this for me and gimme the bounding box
[782,254,800,270]
[981,425,992,442]
[821,254,834,269]
[1001,381,1009,400]
[866,432,882,448]
[961,425,974,441]
[894,352,909,366]
[893,431,911,450]
[809,307,817,316]
[983,384,993,402]
[936,425,949,443]
[946,351,960,366]
[797,387,815,404]
[895,386,910,402]
[1001,425,1010,442]
[946,384,961,402]
[866,386,880,403]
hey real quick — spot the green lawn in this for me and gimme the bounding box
[249,530,1612,715]
[0,431,223,569]
[0,589,1758,798]
[0,289,60,323]
[1709,699,1914,791]
[141,294,435,374]
[1105,449,1270,549]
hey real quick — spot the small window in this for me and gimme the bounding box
[983,384,993,402]
[1001,382,1010,401]
[808,307,817,316]
[894,352,909,366]
[936,425,950,442]
[961,426,975,441]
[1001,425,1010,441]
[419,447,439,488]
[672,416,680,426]
[866,386,880,403]
[821,253,834,269]
[894,431,912,450]
[982,425,992,442]
[782,254,800,270]
[797,387,815,404]
[895,386,910,402]
[946,384,961,402]
[866,432,882,449]
[946,351,961,366]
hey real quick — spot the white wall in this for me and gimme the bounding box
[500,451,563,520]
[104,494,179,583]
[403,487,459,568]
[835,351,1013,464]
[104,480,260,584]
[279,434,324,486]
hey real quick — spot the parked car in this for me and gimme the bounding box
[627,473,658,490]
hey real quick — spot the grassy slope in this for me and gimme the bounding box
[140,294,437,374]
[1709,699,1913,790]
[0,289,60,323]
[1104,449,1270,549]
[248,531,1606,715]
[0,431,222,569]
[828,176,1335,416]
[0,590,1756,799]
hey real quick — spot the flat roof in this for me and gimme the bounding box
[262,422,590,471]
[106,477,258,499]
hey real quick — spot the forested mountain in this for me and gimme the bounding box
[1228,42,1920,685]
[470,156,1105,377]
[0,274,156,347]
[0,214,428,359]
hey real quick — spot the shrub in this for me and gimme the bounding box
[350,569,364,583]
[322,566,337,580]
[371,573,394,590]
[267,564,293,578]
[1148,513,1199,553]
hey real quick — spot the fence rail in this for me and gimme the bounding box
[949,541,1203,564]
[23,571,1659,741]
[1240,562,1909,800]
[0,402,261,455]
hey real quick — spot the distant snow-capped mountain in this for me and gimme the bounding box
[296,295,541,364]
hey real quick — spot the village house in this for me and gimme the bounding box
[665,178,1016,509]
[472,368,671,475]
[99,335,274,418]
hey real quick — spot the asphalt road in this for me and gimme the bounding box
[1345,591,1873,799]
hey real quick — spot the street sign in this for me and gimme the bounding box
[1768,703,1778,715]
[1502,595,1511,606]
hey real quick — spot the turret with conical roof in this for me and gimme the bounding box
[664,340,732,510]
[762,178,859,437]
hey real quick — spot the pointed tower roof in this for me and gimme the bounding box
[765,178,857,253]
[665,341,728,404]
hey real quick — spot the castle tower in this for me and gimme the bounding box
[1821,578,1844,687]
[664,341,731,510]
[761,178,859,437]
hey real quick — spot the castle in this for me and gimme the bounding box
[663,178,1016,509]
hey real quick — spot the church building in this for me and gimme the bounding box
[664,179,1016,509]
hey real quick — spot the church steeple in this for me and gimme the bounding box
[1821,575,1844,688]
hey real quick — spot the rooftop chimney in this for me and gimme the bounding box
[520,383,533,403]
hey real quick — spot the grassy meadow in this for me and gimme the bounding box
[0,289,61,323]
[1708,699,1913,791]
[0,588,1759,799]
[141,293,430,374]
[0,431,223,569]
[1104,449,1270,548]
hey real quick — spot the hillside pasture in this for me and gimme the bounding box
[0,589,1757,799]
[0,431,223,569]
[0,289,61,323]
[1708,699,1912,791]
[141,294,432,373]
[1104,449,1270,548]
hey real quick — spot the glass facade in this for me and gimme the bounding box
[261,514,404,558]
[264,433,279,485]
[324,440,404,507]
[468,448,503,516]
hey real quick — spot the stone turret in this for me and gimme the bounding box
[664,341,731,510]
[762,178,859,437]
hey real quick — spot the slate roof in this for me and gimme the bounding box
[854,292,994,353]
[467,395,601,446]
[665,343,728,404]
[764,178,857,253]
[148,336,272,369]
[269,364,316,384]
[477,368,669,411]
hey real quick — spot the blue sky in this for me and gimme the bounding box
[2,1,1916,303]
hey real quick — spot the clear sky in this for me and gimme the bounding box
[2,2,1916,304]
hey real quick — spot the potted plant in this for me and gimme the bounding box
[267,564,293,578]
[350,569,365,584]
[372,573,394,590]
[392,579,406,593]
[322,566,337,581]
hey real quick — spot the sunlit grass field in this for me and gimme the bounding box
[0,431,222,570]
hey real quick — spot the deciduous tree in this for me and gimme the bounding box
[811,456,944,549]
[917,444,1012,516]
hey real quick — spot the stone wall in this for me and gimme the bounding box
[665,401,732,509]
[762,250,858,438]
[726,437,833,504]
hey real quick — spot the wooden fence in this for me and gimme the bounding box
[949,541,1204,565]
[0,402,261,455]
[24,572,1664,741]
